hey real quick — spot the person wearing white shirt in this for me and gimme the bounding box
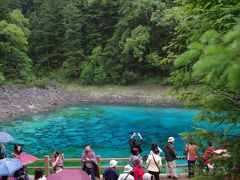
[118,165,134,180]
[150,142,162,155]
[146,148,162,180]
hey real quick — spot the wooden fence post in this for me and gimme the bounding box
[96,155,101,174]
[44,155,50,177]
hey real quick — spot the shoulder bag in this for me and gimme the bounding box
[152,154,161,172]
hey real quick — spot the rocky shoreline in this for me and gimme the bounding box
[0,86,182,122]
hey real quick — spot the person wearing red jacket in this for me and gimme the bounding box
[184,141,198,178]
[134,159,145,180]
[204,142,215,172]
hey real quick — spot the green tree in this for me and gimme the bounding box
[160,1,240,178]
[0,0,11,20]
[29,0,120,81]
[81,0,119,55]
[0,10,33,83]
[167,1,240,177]
[29,0,66,73]
[80,46,108,85]
[123,25,150,62]
[166,0,240,52]
[61,0,85,79]
[99,0,174,84]
[0,0,35,19]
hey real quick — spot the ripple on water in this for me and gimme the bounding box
[0,105,200,158]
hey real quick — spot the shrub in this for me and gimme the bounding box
[93,66,108,85]
[31,77,50,89]
[80,62,95,85]
[0,72,5,85]
[121,71,140,85]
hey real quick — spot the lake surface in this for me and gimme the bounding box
[0,105,199,158]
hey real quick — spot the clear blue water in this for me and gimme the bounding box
[0,105,200,158]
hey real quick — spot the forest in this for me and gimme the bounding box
[0,0,240,178]
[0,0,239,87]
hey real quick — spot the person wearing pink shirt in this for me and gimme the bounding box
[51,150,64,173]
[81,144,100,180]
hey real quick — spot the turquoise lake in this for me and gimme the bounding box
[0,105,200,158]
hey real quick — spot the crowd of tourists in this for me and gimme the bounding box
[100,134,179,180]
[0,133,230,180]
[81,133,230,180]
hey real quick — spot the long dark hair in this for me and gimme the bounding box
[14,144,23,155]
[52,150,62,159]
[34,168,44,180]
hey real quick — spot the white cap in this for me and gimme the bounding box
[168,137,175,142]
[109,159,118,167]
[124,165,133,173]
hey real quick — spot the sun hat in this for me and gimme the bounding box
[124,165,133,173]
[109,159,118,167]
[168,137,175,142]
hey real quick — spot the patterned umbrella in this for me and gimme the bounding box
[0,158,22,176]
[15,154,38,165]
[0,132,14,142]
[47,169,91,180]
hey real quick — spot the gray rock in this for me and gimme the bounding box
[0,85,182,122]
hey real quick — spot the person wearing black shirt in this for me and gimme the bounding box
[129,133,143,154]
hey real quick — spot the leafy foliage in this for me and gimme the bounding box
[0,9,33,83]
[168,1,240,178]
[0,0,177,85]
[175,24,240,90]
[80,46,108,85]
[123,26,150,62]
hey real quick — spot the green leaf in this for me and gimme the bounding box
[174,50,200,67]
[187,42,204,51]
[200,30,219,44]
[223,24,240,43]
[228,63,240,89]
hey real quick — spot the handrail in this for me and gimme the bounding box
[29,155,188,177]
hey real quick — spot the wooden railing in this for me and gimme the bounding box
[27,155,188,177]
